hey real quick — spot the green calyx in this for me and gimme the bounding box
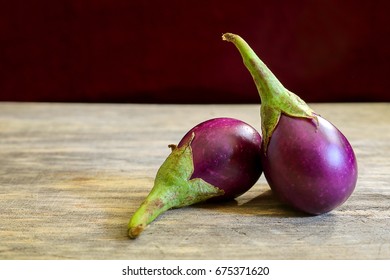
[128,133,224,238]
[222,33,318,151]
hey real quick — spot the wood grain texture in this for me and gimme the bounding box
[0,102,389,260]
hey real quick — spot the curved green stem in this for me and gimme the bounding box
[222,33,285,103]
[222,33,317,151]
[127,133,224,238]
[128,186,174,238]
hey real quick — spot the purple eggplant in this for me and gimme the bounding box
[128,117,262,238]
[223,33,358,215]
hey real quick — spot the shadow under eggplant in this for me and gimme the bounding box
[193,188,315,218]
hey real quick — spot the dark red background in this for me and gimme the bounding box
[1,0,388,103]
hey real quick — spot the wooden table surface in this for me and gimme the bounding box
[0,102,389,260]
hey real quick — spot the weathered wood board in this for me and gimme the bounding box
[0,102,389,259]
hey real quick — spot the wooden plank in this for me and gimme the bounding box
[0,102,389,259]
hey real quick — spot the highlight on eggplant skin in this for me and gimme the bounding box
[222,32,358,214]
[261,114,358,215]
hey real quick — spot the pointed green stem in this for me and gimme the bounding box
[128,185,178,238]
[222,33,317,151]
[127,133,224,239]
[222,33,286,104]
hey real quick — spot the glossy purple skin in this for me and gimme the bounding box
[262,114,358,214]
[178,117,262,200]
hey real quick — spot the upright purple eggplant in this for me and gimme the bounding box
[223,33,358,215]
[128,117,262,238]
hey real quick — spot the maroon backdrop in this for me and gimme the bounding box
[0,0,388,103]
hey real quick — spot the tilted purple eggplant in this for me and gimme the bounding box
[223,33,358,215]
[128,117,262,238]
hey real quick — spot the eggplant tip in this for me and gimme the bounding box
[128,225,144,239]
